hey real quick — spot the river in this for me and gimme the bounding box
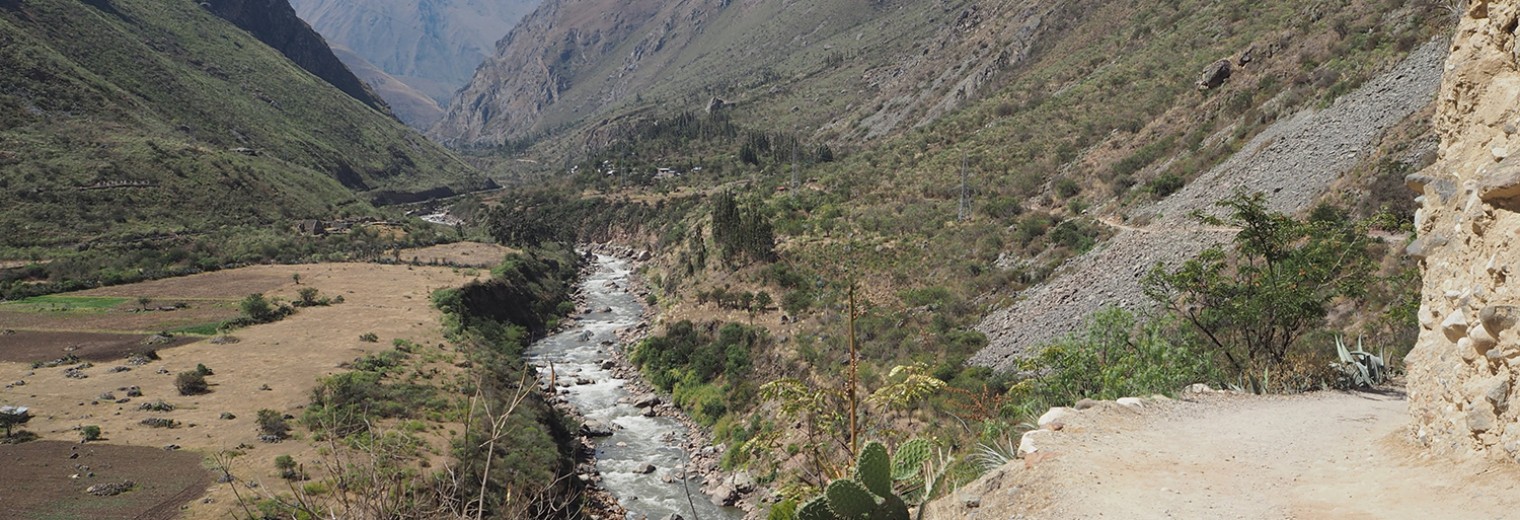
[525,254,743,520]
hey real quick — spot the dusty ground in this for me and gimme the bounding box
[399,241,516,267]
[930,390,1520,519]
[0,262,485,519]
[0,440,211,520]
[0,331,197,364]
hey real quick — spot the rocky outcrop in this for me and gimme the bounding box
[203,0,388,112]
[1408,0,1520,461]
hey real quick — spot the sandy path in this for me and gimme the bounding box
[934,391,1520,519]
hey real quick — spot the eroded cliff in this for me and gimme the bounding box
[1408,0,1520,460]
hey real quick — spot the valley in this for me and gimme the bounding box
[1,0,1514,519]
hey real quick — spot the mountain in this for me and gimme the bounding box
[290,0,539,115]
[332,45,445,127]
[204,0,388,113]
[0,0,491,250]
[432,0,1061,148]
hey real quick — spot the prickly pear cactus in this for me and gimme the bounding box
[784,440,921,520]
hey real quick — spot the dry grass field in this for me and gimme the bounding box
[399,242,516,267]
[0,261,488,518]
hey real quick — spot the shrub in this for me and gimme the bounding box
[239,294,276,323]
[195,363,214,376]
[296,287,321,306]
[274,454,300,480]
[80,425,101,441]
[1011,308,1216,418]
[138,400,174,412]
[257,409,289,439]
[140,417,179,429]
[359,332,379,343]
[175,371,208,395]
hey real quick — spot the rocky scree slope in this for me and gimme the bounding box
[0,0,489,248]
[1407,0,1520,462]
[972,40,1448,371]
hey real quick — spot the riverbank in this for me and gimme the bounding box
[530,247,747,520]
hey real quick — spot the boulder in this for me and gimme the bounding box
[1196,59,1232,90]
[635,463,656,474]
[1115,397,1146,410]
[634,394,661,408]
[1037,407,1076,428]
[582,420,615,437]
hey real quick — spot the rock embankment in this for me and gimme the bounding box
[1407,1,1520,462]
[972,39,1449,371]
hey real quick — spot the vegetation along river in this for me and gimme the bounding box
[526,254,743,520]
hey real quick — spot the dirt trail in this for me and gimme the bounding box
[932,391,1520,519]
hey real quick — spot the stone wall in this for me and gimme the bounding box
[1408,0,1520,460]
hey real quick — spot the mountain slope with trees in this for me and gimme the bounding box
[0,0,491,252]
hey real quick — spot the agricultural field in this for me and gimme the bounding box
[0,441,211,520]
[0,261,488,519]
[399,241,517,267]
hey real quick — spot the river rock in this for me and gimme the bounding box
[634,394,661,408]
[710,483,741,507]
[635,463,656,474]
[601,360,617,370]
[582,420,615,437]
[729,470,756,493]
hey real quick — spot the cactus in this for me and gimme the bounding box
[783,440,943,520]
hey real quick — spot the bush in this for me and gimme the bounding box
[80,425,101,441]
[1011,308,1216,418]
[296,287,321,306]
[140,417,179,429]
[175,371,208,395]
[195,363,213,376]
[274,454,300,480]
[359,332,379,343]
[239,294,276,323]
[257,409,289,439]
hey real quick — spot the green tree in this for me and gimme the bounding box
[1142,192,1375,373]
[0,407,31,437]
[755,291,774,312]
[240,293,276,323]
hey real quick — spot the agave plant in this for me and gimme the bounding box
[1333,336,1386,388]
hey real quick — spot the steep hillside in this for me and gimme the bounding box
[433,0,1057,149]
[290,0,539,113]
[333,45,445,127]
[0,0,491,250]
[204,0,388,112]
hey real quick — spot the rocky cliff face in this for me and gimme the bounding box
[431,0,1068,149]
[290,0,538,108]
[204,0,388,112]
[1408,0,1520,461]
[430,0,669,146]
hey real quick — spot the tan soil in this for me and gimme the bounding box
[930,390,1520,519]
[399,241,517,267]
[0,262,485,519]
